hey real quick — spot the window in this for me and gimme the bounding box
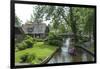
[27,28,33,33]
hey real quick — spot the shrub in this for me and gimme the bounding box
[33,38,44,42]
[47,39,62,46]
[17,42,27,50]
[47,33,62,41]
[25,35,34,48]
[24,39,33,48]
[16,35,34,51]
[20,53,36,63]
[45,33,63,46]
[24,35,33,40]
[27,53,36,62]
[20,53,28,63]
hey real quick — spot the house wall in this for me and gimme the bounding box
[22,23,33,34]
[33,23,46,34]
[22,22,47,38]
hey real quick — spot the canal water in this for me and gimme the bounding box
[48,38,94,64]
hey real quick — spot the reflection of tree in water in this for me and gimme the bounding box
[71,48,94,62]
[71,52,83,62]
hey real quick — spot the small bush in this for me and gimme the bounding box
[16,35,34,51]
[33,38,44,42]
[45,33,63,46]
[47,40,62,46]
[24,39,33,48]
[20,53,28,63]
[17,42,27,50]
[24,35,33,40]
[20,53,36,63]
[27,53,36,62]
[47,33,62,41]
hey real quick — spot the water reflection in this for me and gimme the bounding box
[48,38,94,64]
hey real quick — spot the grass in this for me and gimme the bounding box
[15,42,58,64]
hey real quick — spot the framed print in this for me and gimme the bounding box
[11,0,96,69]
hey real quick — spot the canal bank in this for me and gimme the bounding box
[40,47,61,64]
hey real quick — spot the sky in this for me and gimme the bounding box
[15,4,34,24]
[15,4,50,25]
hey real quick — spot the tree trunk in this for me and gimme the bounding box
[70,7,78,47]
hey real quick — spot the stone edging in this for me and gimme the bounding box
[40,47,60,64]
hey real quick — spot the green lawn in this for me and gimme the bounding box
[15,42,58,64]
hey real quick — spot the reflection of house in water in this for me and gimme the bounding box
[22,21,49,38]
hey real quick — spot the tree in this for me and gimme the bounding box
[67,7,95,44]
[69,7,78,45]
[31,5,95,47]
[31,5,79,45]
[84,8,95,35]
[15,15,22,26]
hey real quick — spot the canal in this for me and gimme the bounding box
[48,38,94,64]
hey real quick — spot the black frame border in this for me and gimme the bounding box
[10,0,97,69]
